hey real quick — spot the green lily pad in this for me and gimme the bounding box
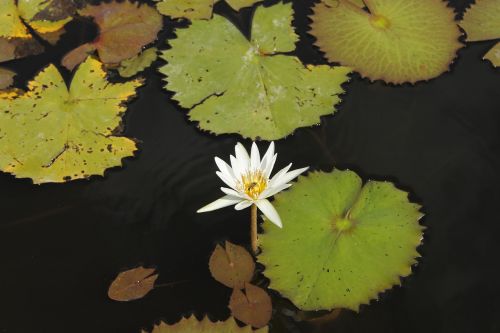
[156,0,261,20]
[118,47,158,78]
[258,169,424,311]
[159,2,350,140]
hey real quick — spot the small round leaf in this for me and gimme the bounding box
[229,283,272,329]
[108,266,158,302]
[209,241,255,289]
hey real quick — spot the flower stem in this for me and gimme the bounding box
[251,204,258,254]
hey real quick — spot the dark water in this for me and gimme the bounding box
[0,0,499,332]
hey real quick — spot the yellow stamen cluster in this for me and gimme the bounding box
[239,170,268,199]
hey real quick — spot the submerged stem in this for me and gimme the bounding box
[251,204,258,254]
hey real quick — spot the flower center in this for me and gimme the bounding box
[240,170,268,200]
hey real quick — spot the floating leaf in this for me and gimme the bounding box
[118,47,158,78]
[0,37,44,62]
[310,0,462,84]
[0,57,143,184]
[17,0,75,35]
[0,68,15,90]
[156,0,215,20]
[62,44,98,72]
[229,283,272,329]
[160,2,350,140]
[225,0,262,11]
[258,169,424,311]
[0,0,30,38]
[460,0,500,67]
[156,0,261,20]
[0,0,73,54]
[108,266,158,302]
[63,1,162,70]
[209,241,255,289]
[147,315,268,333]
[484,42,500,67]
[0,0,43,57]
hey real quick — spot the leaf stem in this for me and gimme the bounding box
[251,204,258,254]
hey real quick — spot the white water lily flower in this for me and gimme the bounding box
[197,142,309,228]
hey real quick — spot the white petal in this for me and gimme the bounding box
[256,199,282,228]
[260,142,275,176]
[272,167,309,188]
[250,142,261,171]
[269,163,292,186]
[259,183,292,199]
[197,195,242,213]
[215,157,236,182]
[230,155,244,179]
[216,171,237,189]
[235,200,253,210]
[235,143,250,171]
[221,187,248,199]
[262,142,275,165]
[264,153,277,179]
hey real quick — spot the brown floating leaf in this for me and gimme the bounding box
[209,241,255,289]
[61,44,97,71]
[0,68,15,89]
[229,283,272,329]
[108,266,158,302]
[62,1,162,70]
[39,28,67,45]
[147,315,268,332]
[0,37,44,62]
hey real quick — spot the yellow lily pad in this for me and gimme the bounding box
[145,315,268,332]
[0,0,30,38]
[0,57,143,184]
[460,0,500,67]
[310,0,462,84]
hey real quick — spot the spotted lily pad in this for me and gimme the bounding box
[146,315,268,332]
[160,2,350,140]
[0,0,30,38]
[258,169,424,311]
[460,0,500,67]
[0,57,143,184]
[156,0,261,20]
[310,0,462,84]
